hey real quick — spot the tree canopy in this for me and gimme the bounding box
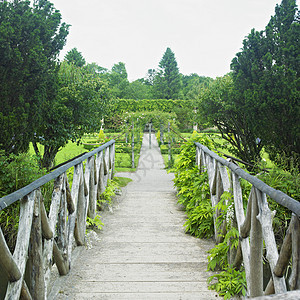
[231,0,299,163]
[0,0,69,154]
[198,0,299,167]
[65,47,86,67]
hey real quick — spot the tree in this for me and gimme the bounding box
[109,62,129,98]
[0,0,69,154]
[197,74,263,166]
[33,61,111,168]
[144,69,157,86]
[65,47,86,67]
[153,47,182,99]
[231,0,299,165]
[181,73,213,100]
[123,79,153,100]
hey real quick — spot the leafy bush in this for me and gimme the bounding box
[208,266,247,299]
[173,132,214,238]
[184,198,214,238]
[0,151,46,251]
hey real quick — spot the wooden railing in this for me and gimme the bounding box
[0,140,115,299]
[195,142,300,298]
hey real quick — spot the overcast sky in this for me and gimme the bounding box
[50,0,296,82]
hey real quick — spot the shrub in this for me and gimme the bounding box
[0,151,46,251]
[173,132,214,238]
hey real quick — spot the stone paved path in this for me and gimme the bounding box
[50,134,219,299]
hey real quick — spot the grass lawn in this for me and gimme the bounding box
[29,142,88,166]
[29,132,142,173]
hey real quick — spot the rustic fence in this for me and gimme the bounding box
[195,142,300,298]
[0,140,115,300]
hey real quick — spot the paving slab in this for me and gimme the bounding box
[49,133,219,300]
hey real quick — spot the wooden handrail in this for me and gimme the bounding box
[195,142,300,217]
[0,140,115,299]
[195,142,300,297]
[0,139,115,211]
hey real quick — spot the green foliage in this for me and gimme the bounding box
[0,0,69,154]
[34,61,111,169]
[98,179,119,207]
[208,266,247,299]
[65,47,86,67]
[153,47,183,99]
[207,192,239,272]
[230,0,299,166]
[109,62,130,99]
[197,74,263,166]
[113,176,133,187]
[0,151,46,197]
[86,215,104,230]
[207,227,239,272]
[184,198,214,238]
[173,133,215,238]
[0,151,46,250]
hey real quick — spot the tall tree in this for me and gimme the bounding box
[153,47,182,99]
[0,0,69,154]
[109,62,129,98]
[231,0,299,165]
[33,61,111,168]
[65,47,86,67]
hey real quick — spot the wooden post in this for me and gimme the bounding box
[249,189,263,298]
[232,173,251,293]
[0,227,21,282]
[168,122,171,164]
[289,214,300,290]
[87,157,96,219]
[160,123,164,145]
[74,164,87,246]
[132,121,135,168]
[28,191,45,300]
[256,189,287,294]
[149,122,152,149]
[43,175,65,295]
[5,192,36,300]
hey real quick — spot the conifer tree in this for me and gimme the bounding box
[153,47,182,99]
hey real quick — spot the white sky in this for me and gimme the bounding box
[50,0,296,82]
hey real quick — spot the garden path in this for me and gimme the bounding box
[49,133,218,299]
